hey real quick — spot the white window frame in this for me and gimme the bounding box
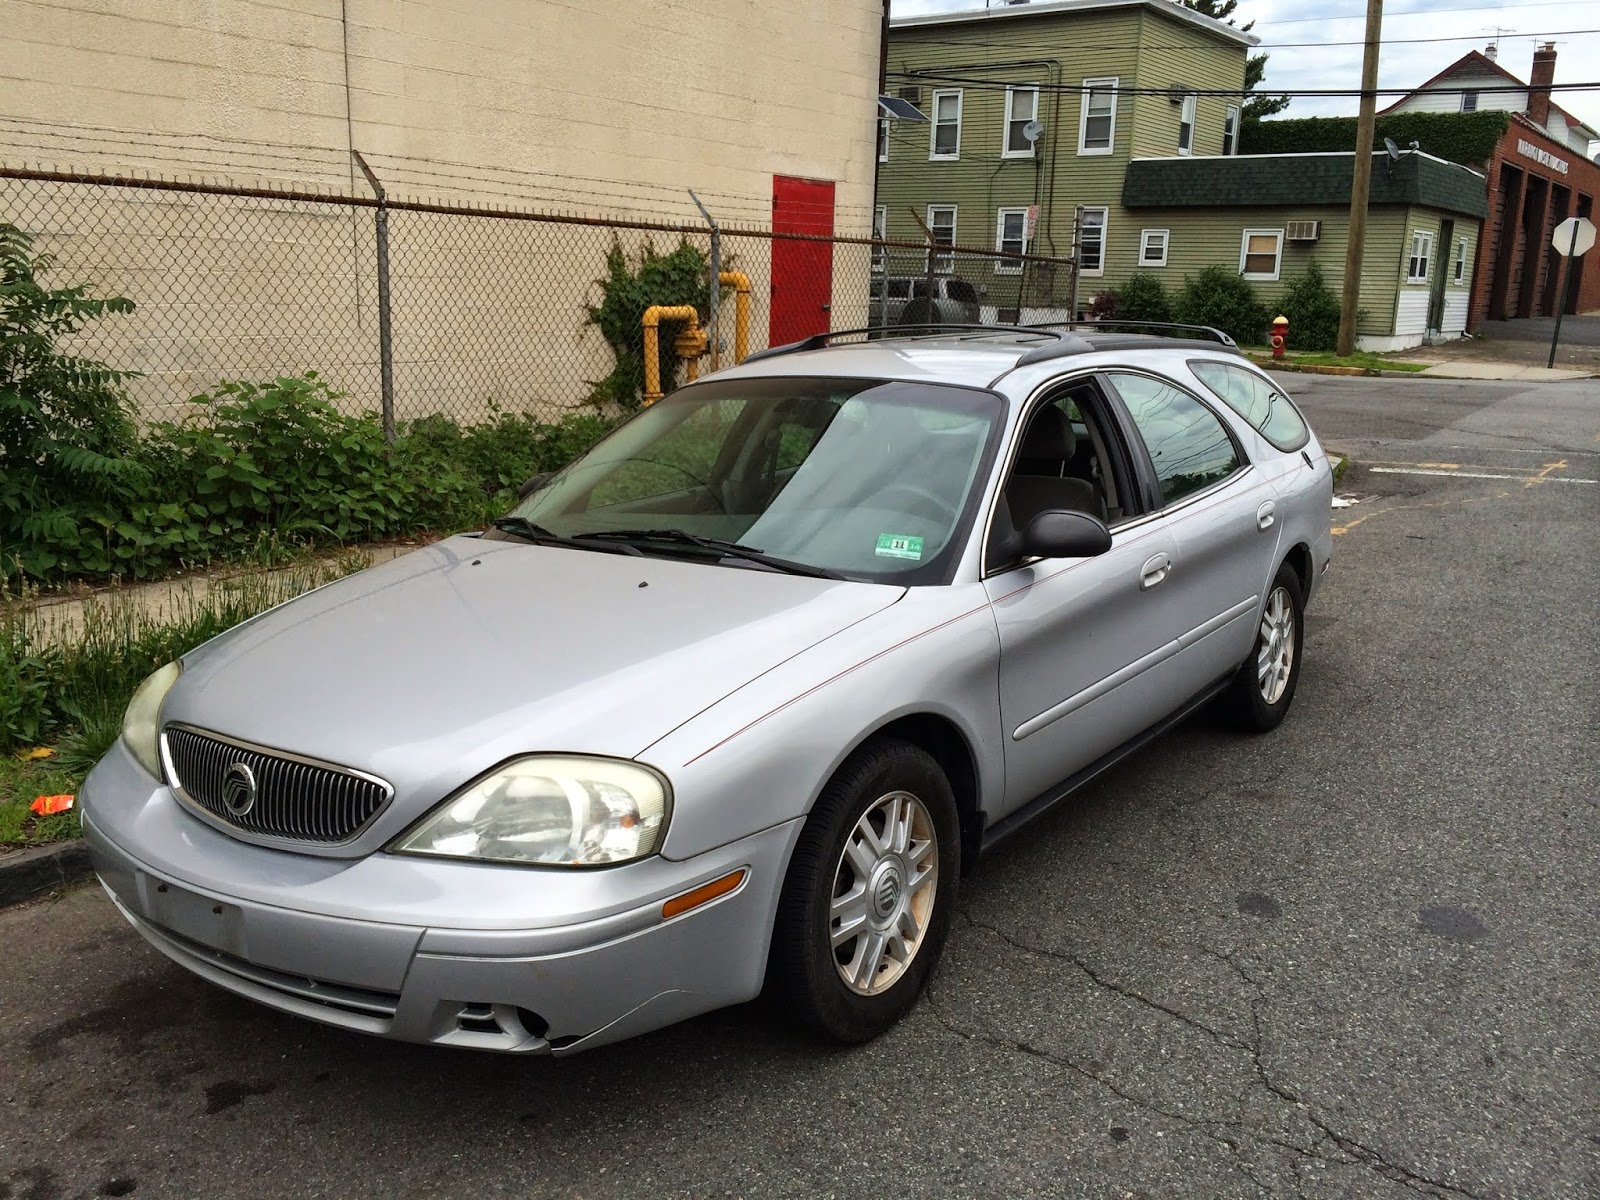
[1178,93,1197,156]
[1003,85,1041,158]
[1139,228,1170,268]
[1239,228,1284,282]
[995,207,1030,273]
[927,204,957,274]
[1454,236,1468,284]
[1460,89,1479,113]
[1078,77,1119,156]
[1078,207,1108,277]
[878,118,889,164]
[929,90,963,161]
[1223,105,1240,155]
[873,205,888,274]
[1406,230,1434,283]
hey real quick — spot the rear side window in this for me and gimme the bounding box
[1189,360,1310,451]
[1106,372,1241,507]
[945,280,978,304]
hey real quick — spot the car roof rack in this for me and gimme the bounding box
[1015,320,1237,364]
[740,323,1090,365]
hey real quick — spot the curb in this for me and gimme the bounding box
[1248,358,1428,379]
[0,838,93,908]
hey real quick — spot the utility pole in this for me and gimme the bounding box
[1337,0,1384,356]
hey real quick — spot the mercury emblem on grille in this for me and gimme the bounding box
[222,762,258,817]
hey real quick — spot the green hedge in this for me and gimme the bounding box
[1240,111,1511,165]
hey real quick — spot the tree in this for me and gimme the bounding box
[1175,0,1291,126]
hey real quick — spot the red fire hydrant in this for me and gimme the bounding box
[1271,314,1289,358]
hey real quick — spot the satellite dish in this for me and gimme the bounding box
[1384,137,1402,161]
[1022,119,1045,143]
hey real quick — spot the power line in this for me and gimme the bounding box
[888,72,1600,98]
[1250,0,1598,26]
[894,27,1600,52]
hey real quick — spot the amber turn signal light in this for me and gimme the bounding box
[662,869,747,920]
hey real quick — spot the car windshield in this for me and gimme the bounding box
[508,376,1004,583]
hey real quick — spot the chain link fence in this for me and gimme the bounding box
[2,167,1078,431]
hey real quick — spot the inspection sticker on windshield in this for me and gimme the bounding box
[875,533,924,561]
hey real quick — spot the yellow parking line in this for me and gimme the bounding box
[1525,460,1568,488]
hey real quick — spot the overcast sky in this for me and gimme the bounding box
[889,0,1600,151]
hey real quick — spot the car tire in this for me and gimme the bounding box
[765,738,960,1043]
[1222,561,1305,732]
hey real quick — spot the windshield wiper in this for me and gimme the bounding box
[573,528,844,580]
[490,516,644,556]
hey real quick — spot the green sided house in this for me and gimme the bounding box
[876,0,1255,319]
[875,0,1489,350]
[1121,151,1489,349]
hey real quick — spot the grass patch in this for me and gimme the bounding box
[0,554,370,846]
[0,753,81,847]
[1250,350,1431,373]
[1332,455,1352,487]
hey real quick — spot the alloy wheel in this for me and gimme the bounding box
[829,791,939,997]
[1257,585,1296,705]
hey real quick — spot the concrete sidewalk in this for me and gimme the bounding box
[6,543,420,645]
[1415,362,1594,381]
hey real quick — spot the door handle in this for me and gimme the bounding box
[1140,552,1171,590]
[1257,501,1276,531]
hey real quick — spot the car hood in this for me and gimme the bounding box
[165,536,903,806]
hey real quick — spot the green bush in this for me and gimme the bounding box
[146,373,411,550]
[1117,274,1175,325]
[0,222,145,579]
[1276,262,1342,353]
[585,239,711,409]
[1174,267,1271,346]
[1087,289,1120,320]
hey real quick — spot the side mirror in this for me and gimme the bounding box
[517,471,553,500]
[1021,509,1112,559]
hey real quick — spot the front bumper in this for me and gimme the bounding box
[81,739,803,1054]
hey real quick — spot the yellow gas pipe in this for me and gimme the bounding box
[641,305,704,406]
[718,271,752,368]
[642,275,752,405]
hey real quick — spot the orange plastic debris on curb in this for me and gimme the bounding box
[30,794,75,816]
[21,747,57,761]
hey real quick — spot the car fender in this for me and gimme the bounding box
[642,584,1003,863]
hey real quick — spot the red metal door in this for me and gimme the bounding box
[769,175,835,345]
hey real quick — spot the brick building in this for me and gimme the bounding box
[1384,43,1600,325]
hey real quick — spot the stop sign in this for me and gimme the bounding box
[1551,216,1596,258]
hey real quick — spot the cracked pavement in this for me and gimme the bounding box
[2,375,1597,1199]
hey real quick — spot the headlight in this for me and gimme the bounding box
[391,756,670,867]
[121,660,182,779]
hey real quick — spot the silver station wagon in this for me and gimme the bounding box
[83,325,1333,1055]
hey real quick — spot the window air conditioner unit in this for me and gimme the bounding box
[1285,220,1322,242]
[899,85,922,107]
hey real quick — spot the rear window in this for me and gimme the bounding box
[1188,360,1310,451]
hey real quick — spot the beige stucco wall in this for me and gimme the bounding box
[3,0,882,228]
[2,0,883,418]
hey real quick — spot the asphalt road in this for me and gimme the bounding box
[3,374,1598,1200]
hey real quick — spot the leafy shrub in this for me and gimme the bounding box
[1276,262,1342,353]
[0,621,61,748]
[1117,273,1175,325]
[1174,267,1271,346]
[0,222,145,579]
[1087,289,1119,320]
[146,373,411,551]
[585,240,710,409]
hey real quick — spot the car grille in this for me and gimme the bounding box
[163,724,392,844]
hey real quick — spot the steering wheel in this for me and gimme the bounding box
[874,481,959,525]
